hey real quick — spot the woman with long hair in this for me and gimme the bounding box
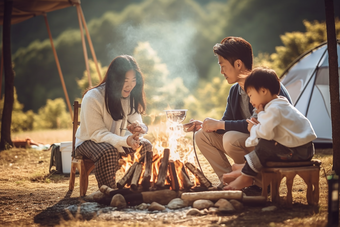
[75,55,152,189]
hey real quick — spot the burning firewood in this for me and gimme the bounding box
[155,148,170,188]
[141,151,153,190]
[176,160,194,189]
[130,163,143,190]
[185,162,212,188]
[117,154,147,189]
[117,162,138,189]
[168,161,180,191]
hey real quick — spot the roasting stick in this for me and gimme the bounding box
[192,127,206,178]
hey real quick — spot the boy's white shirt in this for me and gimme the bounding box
[245,96,317,148]
[75,85,143,154]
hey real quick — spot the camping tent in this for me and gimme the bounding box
[280,40,340,144]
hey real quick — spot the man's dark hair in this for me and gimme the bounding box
[213,36,253,71]
[244,67,280,95]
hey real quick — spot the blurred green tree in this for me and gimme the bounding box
[11,0,339,113]
[255,19,340,76]
[34,98,71,129]
[0,89,35,132]
[77,60,108,94]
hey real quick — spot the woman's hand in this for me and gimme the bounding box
[127,122,148,135]
[127,133,140,150]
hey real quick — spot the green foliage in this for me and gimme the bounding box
[77,60,108,94]
[255,19,340,76]
[11,0,340,118]
[0,89,35,132]
[12,0,226,112]
[34,98,71,130]
[221,0,340,55]
[183,76,232,120]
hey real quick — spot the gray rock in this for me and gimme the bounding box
[186,208,206,216]
[137,203,149,210]
[208,206,219,214]
[148,202,166,211]
[215,199,235,213]
[229,199,244,211]
[110,194,127,209]
[65,202,101,217]
[167,198,189,209]
[192,199,214,210]
[262,205,277,212]
[83,190,111,205]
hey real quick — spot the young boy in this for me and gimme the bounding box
[223,67,317,190]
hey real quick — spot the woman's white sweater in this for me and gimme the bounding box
[75,85,143,154]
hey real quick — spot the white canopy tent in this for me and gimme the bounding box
[280,40,340,144]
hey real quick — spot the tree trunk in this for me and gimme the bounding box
[0,0,14,151]
[324,0,340,175]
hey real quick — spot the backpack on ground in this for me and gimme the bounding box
[49,143,63,174]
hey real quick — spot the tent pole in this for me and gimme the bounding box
[78,5,102,81]
[43,14,73,120]
[0,0,14,150]
[0,46,3,99]
[76,4,92,88]
[325,0,340,174]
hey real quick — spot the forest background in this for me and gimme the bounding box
[1,0,340,132]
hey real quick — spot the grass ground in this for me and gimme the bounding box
[0,129,337,226]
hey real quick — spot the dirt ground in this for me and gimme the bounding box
[0,130,337,227]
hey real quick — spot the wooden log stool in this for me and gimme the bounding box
[261,159,321,206]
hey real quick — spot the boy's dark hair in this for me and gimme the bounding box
[244,67,280,95]
[213,36,253,71]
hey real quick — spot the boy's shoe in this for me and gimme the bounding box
[242,185,270,196]
[242,185,262,196]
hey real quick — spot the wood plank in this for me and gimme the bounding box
[181,191,243,202]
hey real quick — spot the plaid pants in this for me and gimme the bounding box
[75,138,152,189]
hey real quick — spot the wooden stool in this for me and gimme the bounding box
[261,159,321,206]
[68,101,95,197]
[69,157,95,196]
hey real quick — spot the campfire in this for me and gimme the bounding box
[118,109,212,192]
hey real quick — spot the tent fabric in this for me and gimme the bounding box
[0,0,80,25]
[280,40,340,144]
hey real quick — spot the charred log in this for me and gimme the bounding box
[185,162,212,188]
[117,162,138,189]
[155,148,170,188]
[130,162,143,191]
[141,151,153,190]
[168,160,180,191]
[175,160,194,189]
